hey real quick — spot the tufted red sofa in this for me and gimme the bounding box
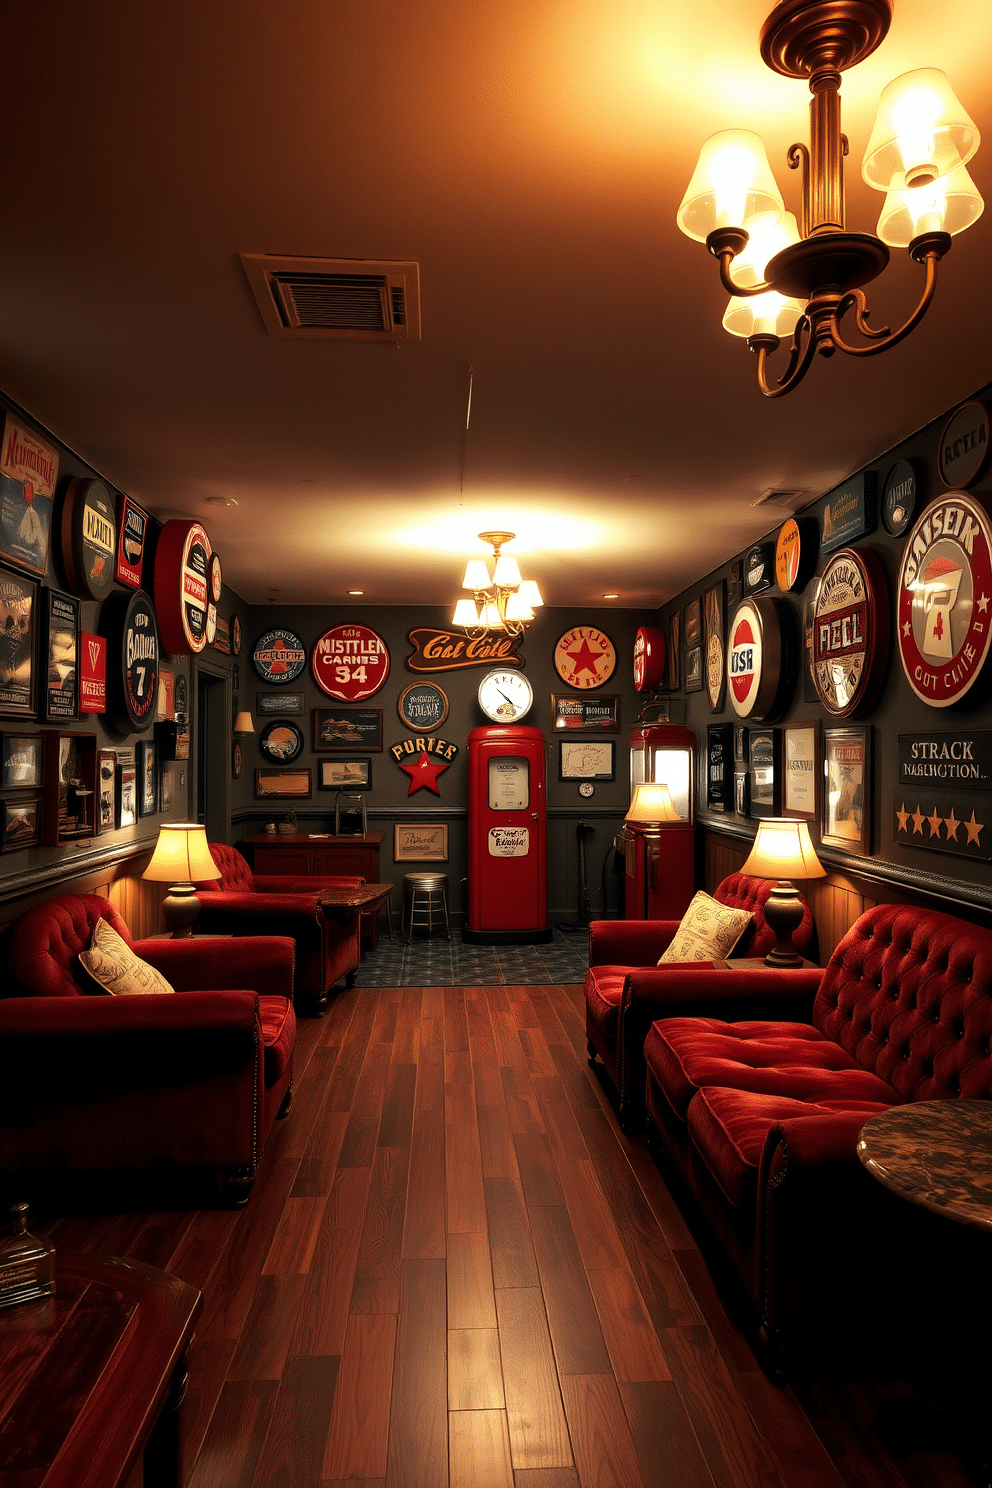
[0,893,296,1207]
[641,902,992,1372]
[585,873,814,1130]
[193,842,363,1016]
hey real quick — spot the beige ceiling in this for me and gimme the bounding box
[2,0,990,608]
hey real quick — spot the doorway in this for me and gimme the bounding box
[195,663,230,843]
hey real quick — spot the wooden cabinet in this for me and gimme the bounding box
[242,833,386,944]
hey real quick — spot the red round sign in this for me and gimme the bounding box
[726,597,789,720]
[311,623,390,701]
[154,519,212,655]
[633,627,665,691]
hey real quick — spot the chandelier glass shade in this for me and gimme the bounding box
[677,0,983,398]
[451,532,543,638]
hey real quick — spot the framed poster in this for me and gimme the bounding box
[684,598,701,648]
[559,739,615,781]
[550,694,619,732]
[0,567,38,718]
[667,610,681,691]
[819,473,875,554]
[116,762,137,828]
[60,477,117,601]
[822,726,871,854]
[40,588,79,723]
[257,690,304,716]
[684,645,703,692]
[0,414,59,578]
[255,768,312,799]
[311,623,390,701]
[553,626,616,689]
[313,706,383,752]
[783,721,819,820]
[115,493,148,588]
[704,581,725,713]
[394,822,449,862]
[2,796,40,852]
[260,719,305,763]
[138,740,158,816]
[706,724,733,812]
[80,631,107,715]
[748,728,781,818]
[397,682,449,733]
[97,749,116,830]
[1,732,43,790]
[318,758,371,791]
[160,765,174,813]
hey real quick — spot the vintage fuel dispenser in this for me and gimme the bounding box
[619,720,696,919]
[465,725,551,943]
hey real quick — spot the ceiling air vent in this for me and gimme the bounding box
[239,254,421,341]
[750,487,809,510]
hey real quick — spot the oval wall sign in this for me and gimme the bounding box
[938,401,990,489]
[633,626,665,691]
[253,627,307,684]
[398,681,449,732]
[881,460,917,537]
[101,589,160,733]
[897,492,992,708]
[312,623,390,701]
[154,519,212,654]
[60,477,118,600]
[726,597,789,720]
[775,517,817,592]
[115,493,148,589]
[553,625,616,689]
[811,547,889,717]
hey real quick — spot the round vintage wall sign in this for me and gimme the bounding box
[209,551,223,603]
[811,547,889,717]
[100,588,160,733]
[881,460,917,537]
[706,626,725,712]
[726,597,788,720]
[231,615,242,655]
[633,626,665,691]
[205,604,217,645]
[60,477,118,601]
[744,543,774,594]
[154,519,212,654]
[897,492,992,708]
[398,681,449,732]
[259,719,305,763]
[554,626,616,689]
[938,401,990,489]
[311,623,390,701]
[253,628,307,684]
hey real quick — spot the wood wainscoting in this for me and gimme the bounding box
[0,852,166,940]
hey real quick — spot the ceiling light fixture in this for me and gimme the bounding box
[677,0,983,398]
[451,532,544,639]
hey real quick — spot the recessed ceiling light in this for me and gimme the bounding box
[348,589,364,596]
[602,592,619,600]
[206,496,239,507]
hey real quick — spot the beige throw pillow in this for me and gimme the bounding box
[79,918,176,996]
[658,890,753,965]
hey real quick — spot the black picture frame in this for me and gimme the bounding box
[40,587,80,723]
[558,739,615,781]
[259,719,305,764]
[0,566,38,719]
[116,762,137,828]
[684,645,703,692]
[822,725,871,854]
[312,707,384,753]
[138,739,158,817]
[97,749,116,830]
[2,795,40,852]
[550,694,620,732]
[318,758,372,791]
[257,691,305,716]
[706,724,734,812]
[1,732,43,790]
[748,727,781,818]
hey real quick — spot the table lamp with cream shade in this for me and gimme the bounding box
[142,823,221,937]
[739,818,825,968]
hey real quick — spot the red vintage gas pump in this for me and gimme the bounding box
[465,725,551,943]
[620,721,696,920]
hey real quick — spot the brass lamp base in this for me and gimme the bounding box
[762,880,807,968]
[162,884,202,939]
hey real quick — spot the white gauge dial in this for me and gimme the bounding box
[478,668,534,722]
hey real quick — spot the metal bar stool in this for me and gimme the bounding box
[402,872,451,943]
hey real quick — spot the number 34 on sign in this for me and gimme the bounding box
[311,624,391,703]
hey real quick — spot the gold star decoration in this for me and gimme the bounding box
[902,619,912,637]
[895,801,910,832]
[926,807,942,838]
[943,807,961,841]
[964,811,985,846]
[977,592,989,614]
[911,804,925,835]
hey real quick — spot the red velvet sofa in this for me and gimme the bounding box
[0,893,296,1207]
[585,873,814,1130]
[641,902,992,1372]
[193,842,363,1017]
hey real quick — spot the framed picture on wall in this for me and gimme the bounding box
[256,767,312,798]
[2,795,40,852]
[116,762,137,828]
[159,765,174,813]
[684,597,701,648]
[318,759,370,791]
[748,728,781,818]
[138,739,158,816]
[0,567,38,719]
[312,707,383,752]
[39,587,79,723]
[783,721,819,819]
[394,822,448,862]
[822,725,871,853]
[667,610,681,691]
[684,645,703,692]
[97,749,116,831]
[559,739,615,781]
[1,732,43,790]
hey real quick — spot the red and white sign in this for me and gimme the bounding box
[311,623,390,701]
[812,548,889,717]
[154,519,212,654]
[79,631,106,714]
[115,493,148,589]
[553,626,616,689]
[728,603,762,717]
[898,493,992,708]
[726,596,788,720]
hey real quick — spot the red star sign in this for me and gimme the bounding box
[565,637,603,680]
[399,751,451,795]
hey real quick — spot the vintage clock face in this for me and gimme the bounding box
[554,626,616,689]
[478,668,533,722]
[811,547,889,717]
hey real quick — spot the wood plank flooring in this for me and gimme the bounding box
[41,981,971,1488]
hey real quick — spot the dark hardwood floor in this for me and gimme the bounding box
[40,981,971,1488]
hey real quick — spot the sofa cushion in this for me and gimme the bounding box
[644,1016,898,1122]
[259,995,295,1086]
[658,891,752,965]
[583,966,630,1044]
[79,919,176,997]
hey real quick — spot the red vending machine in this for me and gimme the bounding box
[620,721,696,920]
[465,725,551,943]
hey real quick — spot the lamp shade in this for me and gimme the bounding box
[452,598,480,626]
[142,823,221,884]
[492,553,522,587]
[677,130,785,243]
[625,781,680,824]
[462,559,492,591]
[739,818,825,881]
[876,162,984,246]
[233,710,255,735]
[862,68,980,192]
[518,579,544,608]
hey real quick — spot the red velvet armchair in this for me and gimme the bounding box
[585,873,814,1130]
[0,893,296,1207]
[192,842,363,1016]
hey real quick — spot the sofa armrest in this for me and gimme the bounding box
[253,874,365,894]
[588,918,681,967]
[135,935,295,998]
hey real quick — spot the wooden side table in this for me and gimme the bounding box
[242,832,386,945]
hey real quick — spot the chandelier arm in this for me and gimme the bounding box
[828,245,943,359]
[838,287,891,340]
[750,315,817,399]
[715,249,775,299]
[787,143,810,240]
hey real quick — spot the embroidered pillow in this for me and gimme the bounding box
[79,918,176,996]
[658,890,753,965]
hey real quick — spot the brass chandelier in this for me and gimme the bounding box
[451,532,544,639]
[677,0,983,398]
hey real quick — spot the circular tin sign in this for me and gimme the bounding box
[153,519,212,654]
[897,492,992,708]
[744,543,774,594]
[811,547,889,717]
[209,551,223,603]
[311,623,390,701]
[101,589,160,733]
[554,625,616,689]
[253,628,307,684]
[398,681,449,732]
[205,603,217,645]
[60,477,117,600]
[726,597,787,720]
[260,719,305,763]
[881,460,917,537]
[938,401,990,489]
[633,626,665,691]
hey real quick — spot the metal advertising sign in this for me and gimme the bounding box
[633,626,665,692]
[811,547,889,717]
[101,589,160,733]
[312,623,390,701]
[60,477,117,601]
[553,625,616,689]
[938,401,990,488]
[252,628,307,685]
[115,494,148,588]
[489,826,529,857]
[897,492,992,708]
[397,682,449,732]
[153,519,212,654]
[898,731,991,789]
[79,631,107,714]
[819,472,875,554]
[406,627,524,673]
[550,694,619,731]
[881,461,917,538]
[0,414,59,578]
[726,597,789,721]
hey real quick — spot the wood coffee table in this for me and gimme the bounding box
[318,882,394,939]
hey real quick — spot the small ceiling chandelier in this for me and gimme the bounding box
[451,532,544,638]
[677,0,983,398]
